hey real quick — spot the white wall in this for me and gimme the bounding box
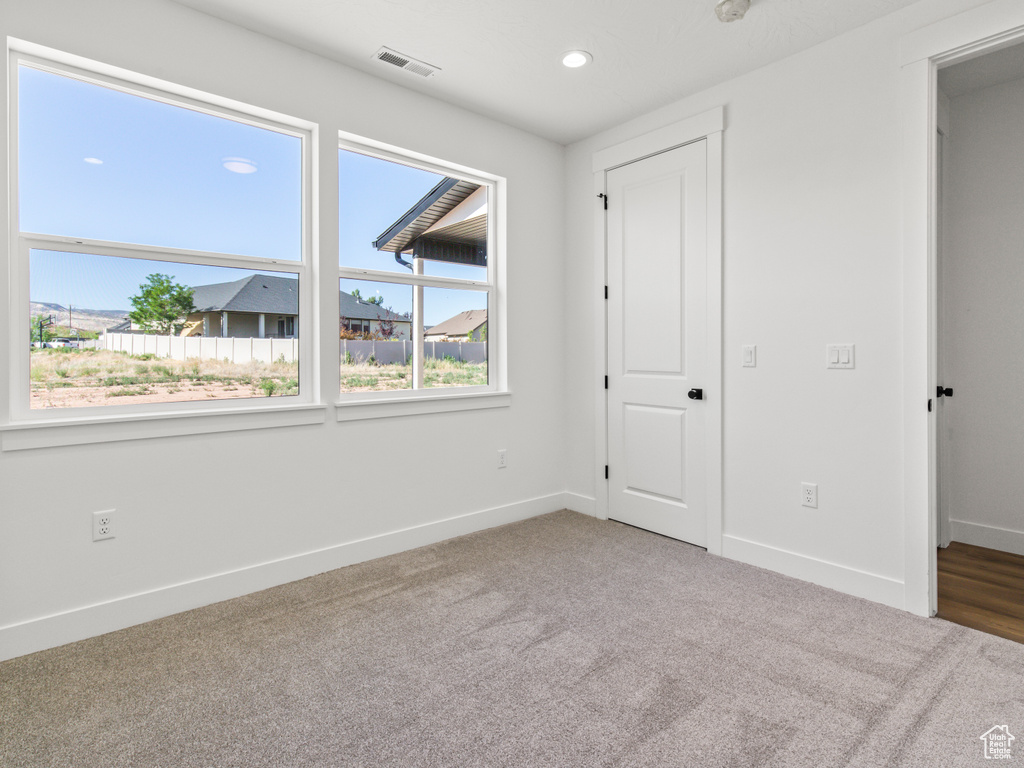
[563,0,993,609]
[941,76,1024,556]
[0,0,567,659]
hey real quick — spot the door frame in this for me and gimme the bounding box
[591,106,724,556]
[900,0,1024,616]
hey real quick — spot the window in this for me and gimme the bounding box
[338,141,499,398]
[11,53,312,419]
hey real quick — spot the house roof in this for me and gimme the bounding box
[424,309,487,338]
[338,290,408,323]
[373,177,485,263]
[192,274,298,315]
[191,274,407,322]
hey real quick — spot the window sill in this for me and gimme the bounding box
[0,403,328,451]
[335,390,511,421]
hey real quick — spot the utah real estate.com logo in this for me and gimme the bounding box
[980,726,1014,760]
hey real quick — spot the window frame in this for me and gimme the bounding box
[7,47,318,425]
[337,134,505,405]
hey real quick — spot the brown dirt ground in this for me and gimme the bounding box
[30,381,273,409]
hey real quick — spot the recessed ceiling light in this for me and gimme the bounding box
[222,157,257,174]
[83,157,103,165]
[562,50,592,68]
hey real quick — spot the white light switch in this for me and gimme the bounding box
[742,345,756,367]
[826,344,855,369]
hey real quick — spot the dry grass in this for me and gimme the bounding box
[30,348,298,409]
[29,348,486,406]
[340,357,487,392]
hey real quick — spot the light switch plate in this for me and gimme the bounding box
[826,344,855,369]
[742,345,756,367]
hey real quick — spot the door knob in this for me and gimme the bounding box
[688,388,703,400]
[936,385,953,398]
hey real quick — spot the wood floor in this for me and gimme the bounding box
[937,541,1024,644]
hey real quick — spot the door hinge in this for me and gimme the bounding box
[605,465,609,480]
[604,285,608,299]
[928,398,932,412]
[597,193,608,210]
[604,375,608,389]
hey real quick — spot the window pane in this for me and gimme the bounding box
[19,66,301,259]
[421,287,488,389]
[339,149,486,279]
[339,279,413,393]
[30,250,300,409]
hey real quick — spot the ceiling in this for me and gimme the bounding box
[172,0,924,145]
[939,40,1024,98]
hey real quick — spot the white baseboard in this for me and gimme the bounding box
[0,492,572,662]
[562,492,597,518]
[722,535,906,610]
[950,519,1024,557]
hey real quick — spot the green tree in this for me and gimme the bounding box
[350,287,384,306]
[129,274,196,335]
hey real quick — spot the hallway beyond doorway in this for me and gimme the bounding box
[938,542,1024,644]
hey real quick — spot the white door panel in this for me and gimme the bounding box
[607,140,707,546]
[622,174,685,375]
[623,404,686,502]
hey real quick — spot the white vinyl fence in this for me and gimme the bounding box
[341,340,486,365]
[101,333,486,366]
[103,332,298,363]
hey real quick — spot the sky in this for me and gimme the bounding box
[22,65,485,326]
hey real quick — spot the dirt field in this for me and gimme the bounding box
[340,358,487,392]
[29,348,487,407]
[31,380,268,409]
[30,348,298,410]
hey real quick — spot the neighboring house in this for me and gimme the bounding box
[187,273,299,339]
[423,309,487,342]
[339,290,411,340]
[109,274,410,339]
[104,317,136,334]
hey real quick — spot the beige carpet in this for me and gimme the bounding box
[3,510,1024,767]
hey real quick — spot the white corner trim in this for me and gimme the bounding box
[722,535,906,611]
[592,106,724,172]
[900,0,1024,66]
[0,404,328,451]
[335,390,510,421]
[0,492,573,662]
[562,492,597,518]
[950,520,1024,558]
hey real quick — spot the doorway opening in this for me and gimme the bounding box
[933,42,1024,643]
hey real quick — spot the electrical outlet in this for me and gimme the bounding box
[497,449,508,469]
[801,483,818,509]
[92,509,116,541]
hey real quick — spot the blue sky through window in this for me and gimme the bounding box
[22,64,487,328]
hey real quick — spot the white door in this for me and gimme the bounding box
[607,140,708,546]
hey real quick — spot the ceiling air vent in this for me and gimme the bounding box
[374,47,440,78]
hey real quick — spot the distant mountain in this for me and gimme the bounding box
[30,303,129,334]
